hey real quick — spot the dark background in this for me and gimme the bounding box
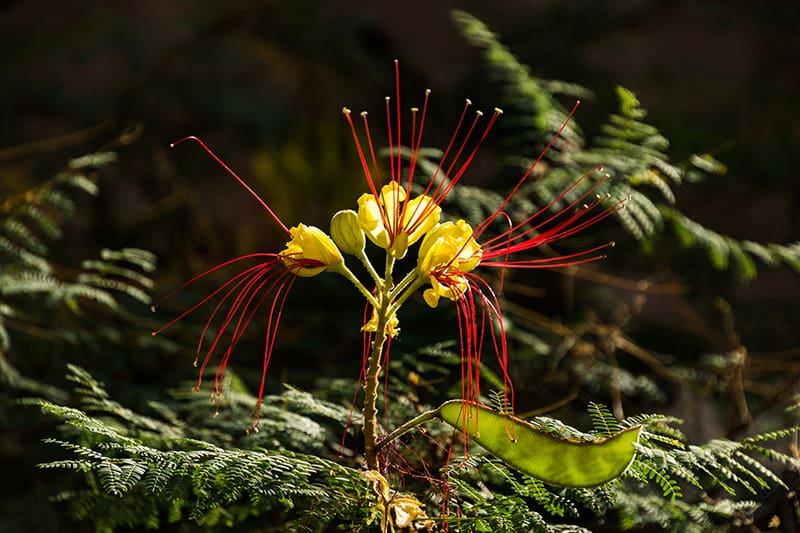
[1,0,799,529]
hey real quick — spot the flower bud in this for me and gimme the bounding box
[330,209,366,255]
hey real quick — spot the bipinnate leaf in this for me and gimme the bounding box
[439,400,641,487]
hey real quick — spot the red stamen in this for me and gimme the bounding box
[151,253,278,333]
[477,101,581,236]
[342,108,393,235]
[394,59,402,189]
[170,136,289,234]
[418,99,472,201]
[252,275,295,429]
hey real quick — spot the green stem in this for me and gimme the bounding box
[388,267,421,302]
[362,298,389,470]
[374,407,441,453]
[388,275,425,317]
[335,263,379,308]
[362,254,396,471]
[357,249,383,287]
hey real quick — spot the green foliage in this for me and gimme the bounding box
[6,10,799,533]
[660,206,800,279]
[35,365,370,531]
[442,403,798,532]
[451,10,800,280]
[0,151,156,396]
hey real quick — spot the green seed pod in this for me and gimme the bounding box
[331,209,365,255]
[439,400,641,487]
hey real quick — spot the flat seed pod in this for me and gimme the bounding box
[439,400,641,487]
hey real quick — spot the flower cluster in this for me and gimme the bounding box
[155,61,624,432]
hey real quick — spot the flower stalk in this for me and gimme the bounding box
[361,264,394,470]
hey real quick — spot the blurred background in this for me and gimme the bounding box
[1,0,799,529]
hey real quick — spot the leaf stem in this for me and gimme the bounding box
[335,263,380,308]
[375,407,441,453]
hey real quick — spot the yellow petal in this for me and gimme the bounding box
[357,192,390,249]
[418,220,482,276]
[357,182,440,257]
[423,287,440,308]
[280,224,343,277]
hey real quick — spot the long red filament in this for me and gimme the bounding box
[342,109,393,235]
[170,136,289,234]
[476,101,581,236]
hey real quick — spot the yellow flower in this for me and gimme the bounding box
[280,223,344,277]
[417,220,482,308]
[361,308,400,337]
[357,182,440,259]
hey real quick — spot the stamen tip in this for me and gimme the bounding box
[609,241,616,247]
[342,107,351,115]
[168,143,176,149]
[494,107,503,115]
[150,305,157,312]
[150,331,156,336]
[385,96,391,102]
[465,98,472,105]
[411,107,419,112]
[425,88,431,95]
[476,110,484,117]
[360,111,368,117]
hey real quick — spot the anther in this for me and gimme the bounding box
[476,110,483,117]
[360,111,368,117]
[342,107,351,115]
[411,107,419,112]
[425,89,431,95]
[465,98,472,106]
[494,107,503,115]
